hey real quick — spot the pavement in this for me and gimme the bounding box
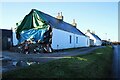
[1,46,105,73]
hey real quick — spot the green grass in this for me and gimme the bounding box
[3,46,113,78]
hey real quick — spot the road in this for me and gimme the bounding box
[1,46,104,73]
[112,45,120,79]
[2,46,105,62]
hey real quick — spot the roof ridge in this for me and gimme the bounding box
[91,33,101,40]
[34,9,86,36]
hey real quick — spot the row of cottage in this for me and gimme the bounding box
[11,9,102,50]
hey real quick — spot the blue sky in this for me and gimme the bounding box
[0,2,118,41]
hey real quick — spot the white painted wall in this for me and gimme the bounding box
[52,28,89,50]
[85,32,95,41]
[12,27,90,49]
[74,34,89,48]
[52,28,74,49]
[85,32,102,46]
[95,40,102,46]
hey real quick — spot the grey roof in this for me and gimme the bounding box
[91,33,101,40]
[34,9,86,36]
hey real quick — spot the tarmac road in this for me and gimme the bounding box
[1,46,105,73]
[1,46,105,61]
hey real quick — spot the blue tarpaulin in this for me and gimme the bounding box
[19,28,47,43]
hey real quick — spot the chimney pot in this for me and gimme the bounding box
[73,19,75,23]
[72,19,77,27]
[61,12,62,16]
[56,12,63,20]
[87,29,90,32]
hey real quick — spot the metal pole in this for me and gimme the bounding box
[105,33,107,41]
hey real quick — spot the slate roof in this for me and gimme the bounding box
[17,9,86,36]
[34,9,85,36]
[91,33,101,41]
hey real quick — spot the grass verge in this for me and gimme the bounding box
[3,46,113,78]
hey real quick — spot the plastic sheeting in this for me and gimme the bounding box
[16,9,86,44]
[16,9,48,39]
[16,9,86,40]
[19,28,47,43]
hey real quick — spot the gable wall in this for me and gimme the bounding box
[86,32,102,46]
[85,32,96,45]
[95,40,102,46]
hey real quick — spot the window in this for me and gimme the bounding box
[70,35,72,44]
[76,37,78,44]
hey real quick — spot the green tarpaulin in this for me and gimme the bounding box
[16,9,48,39]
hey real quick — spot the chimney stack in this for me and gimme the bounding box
[56,12,63,20]
[87,29,90,32]
[72,19,77,27]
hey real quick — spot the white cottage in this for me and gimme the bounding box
[85,30,102,46]
[13,9,89,50]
